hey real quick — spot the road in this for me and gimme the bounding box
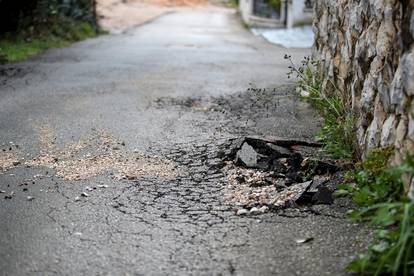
[0,8,366,276]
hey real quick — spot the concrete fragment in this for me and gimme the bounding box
[236,209,248,216]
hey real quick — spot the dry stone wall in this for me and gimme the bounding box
[313,0,414,191]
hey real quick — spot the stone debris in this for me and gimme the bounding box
[225,137,338,215]
[249,206,269,214]
[0,151,20,174]
[26,196,35,201]
[97,184,109,188]
[271,181,312,208]
[4,191,14,199]
[296,237,314,244]
[236,209,249,216]
[25,126,182,181]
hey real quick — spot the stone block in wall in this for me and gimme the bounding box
[319,10,329,45]
[390,65,403,113]
[366,117,382,149]
[408,103,414,141]
[376,20,396,58]
[411,12,414,37]
[370,0,385,21]
[401,139,414,192]
[400,48,414,97]
[395,115,408,150]
[360,74,377,116]
[377,61,394,113]
[366,96,386,150]
[357,124,367,151]
[381,114,397,146]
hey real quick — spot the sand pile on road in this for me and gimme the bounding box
[27,125,181,181]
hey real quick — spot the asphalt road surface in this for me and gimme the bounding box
[0,8,367,276]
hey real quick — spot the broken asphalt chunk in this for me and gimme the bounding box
[247,136,322,148]
[235,142,259,168]
[235,142,281,170]
[271,180,312,208]
[301,158,338,175]
[312,186,334,204]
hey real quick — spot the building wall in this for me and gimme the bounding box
[313,0,414,192]
[290,0,313,27]
[239,0,285,28]
[239,0,313,28]
[239,0,252,25]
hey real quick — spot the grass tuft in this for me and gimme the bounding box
[285,55,356,160]
[344,153,414,276]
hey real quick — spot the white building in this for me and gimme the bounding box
[239,0,313,28]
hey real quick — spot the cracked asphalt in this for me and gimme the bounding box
[0,8,368,276]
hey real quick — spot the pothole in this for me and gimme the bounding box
[152,96,218,112]
[222,136,339,215]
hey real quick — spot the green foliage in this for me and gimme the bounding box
[286,55,356,160]
[268,0,281,9]
[315,111,355,159]
[293,18,313,27]
[348,198,414,276]
[0,19,97,63]
[343,147,404,206]
[228,0,239,8]
[343,152,414,275]
[0,0,97,33]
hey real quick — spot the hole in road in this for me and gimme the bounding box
[222,136,339,215]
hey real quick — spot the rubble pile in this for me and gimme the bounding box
[223,137,339,215]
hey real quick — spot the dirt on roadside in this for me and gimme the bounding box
[96,0,218,33]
